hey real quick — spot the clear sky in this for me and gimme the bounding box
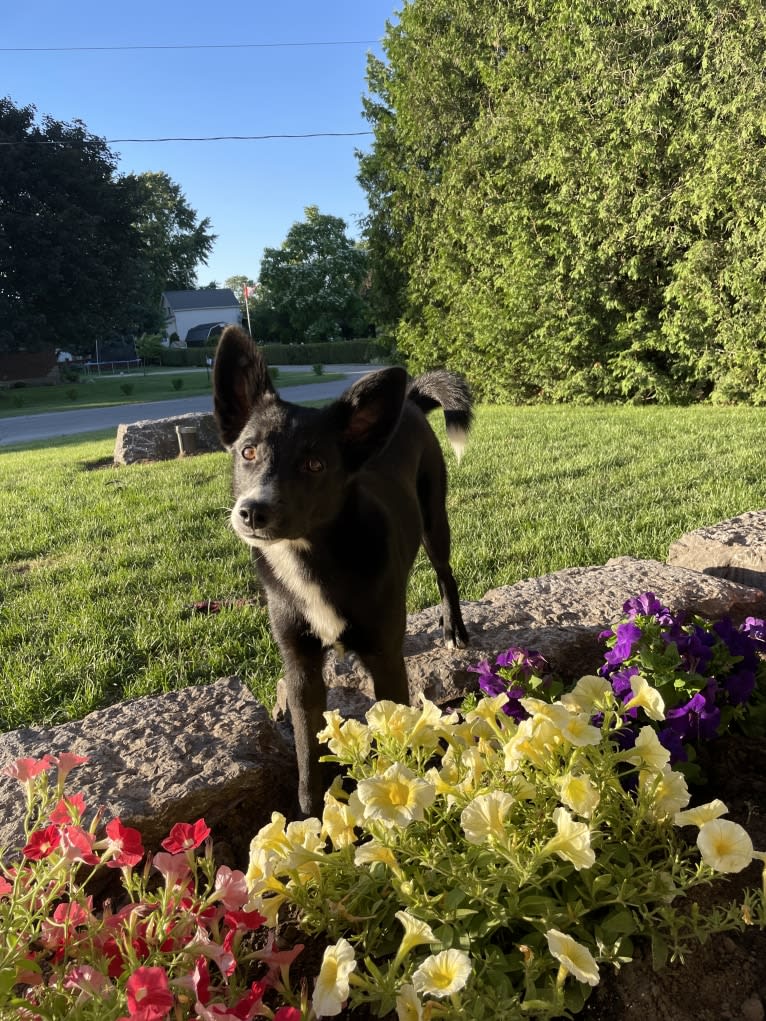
[3,0,397,287]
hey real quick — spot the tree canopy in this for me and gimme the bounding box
[0,98,215,355]
[359,0,766,403]
[253,206,372,343]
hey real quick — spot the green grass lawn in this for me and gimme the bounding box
[0,369,343,418]
[1,403,765,733]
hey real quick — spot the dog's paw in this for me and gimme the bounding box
[442,622,470,650]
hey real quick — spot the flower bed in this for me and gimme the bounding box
[2,594,766,1020]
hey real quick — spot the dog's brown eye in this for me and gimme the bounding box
[241,446,258,461]
[304,457,324,473]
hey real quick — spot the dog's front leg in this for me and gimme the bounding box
[279,635,328,817]
[360,649,411,706]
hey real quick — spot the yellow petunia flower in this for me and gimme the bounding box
[395,910,437,958]
[626,726,671,774]
[561,675,614,714]
[640,765,690,821]
[542,807,596,870]
[674,799,729,828]
[623,674,666,721]
[460,790,515,845]
[357,763,436,828]
[313,938,357,1017]
[545,929,600,986]
[322,793,358,849]
[697,818,754,873]
[412,949,472,998]
[559,773,600,818]
[395,983,424,1021]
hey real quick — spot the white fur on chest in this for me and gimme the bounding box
[261,539,346,647]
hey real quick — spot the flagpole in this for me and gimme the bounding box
[244,284,253,336]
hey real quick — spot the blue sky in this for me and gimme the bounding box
[4,0,397,287]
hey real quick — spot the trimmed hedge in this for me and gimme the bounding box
[157,339,391,368]
[259,339,390,365]
[158,347,216,367]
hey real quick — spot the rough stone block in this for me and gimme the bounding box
[0,677,298,864]
[114,412,224,465]
[282,557,766,720]
[667,510,766,594]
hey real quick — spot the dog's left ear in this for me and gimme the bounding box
[213,325,276,445]
[328,367,408,470]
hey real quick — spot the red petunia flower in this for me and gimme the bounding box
[49,793,86,825]
[103,817,145,869]
[23,825,61,860]
[273,1008,302,1021]
[160,819,211,854]
[125,965,175,1019]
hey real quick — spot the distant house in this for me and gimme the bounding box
[161,289,241,344]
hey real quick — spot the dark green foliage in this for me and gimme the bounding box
[255,206,374,344]
[258,339,389,365]
[359,0,766,403]
[0,99,215,356]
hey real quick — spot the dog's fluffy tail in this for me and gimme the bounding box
[407,370,473,461]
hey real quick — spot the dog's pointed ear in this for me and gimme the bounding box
[213,326,276,445]
[328,367,408,470]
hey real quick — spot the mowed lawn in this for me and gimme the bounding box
[1,403,765,733]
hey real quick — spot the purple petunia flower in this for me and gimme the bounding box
[664,690,721,743]
[604,621,643,667]
[725,669,756,705]
[673,625,715,676]
[622,592,671,620]
[742,617,766,646]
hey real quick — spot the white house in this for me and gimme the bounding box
[161,289,242,345]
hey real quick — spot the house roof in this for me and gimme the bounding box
[162,288,239,311]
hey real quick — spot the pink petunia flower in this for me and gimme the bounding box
[151,851,192,887]
[0,874,12,897]
[22,825,61,860]
[62,963,111,999]
[2,754,54,784]
[102,817,145,869]
[161,819,211,854]
[53,752,90,785]
[59,824,99,865]
[213,866,249,911]
[273,1009,302,1021]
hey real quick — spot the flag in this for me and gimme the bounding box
[244,284,257,300]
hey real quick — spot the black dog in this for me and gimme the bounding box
[213,325,472,815]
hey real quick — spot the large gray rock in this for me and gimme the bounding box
[0,677,297,863]
[668,510,766,593]
[114,412,224,465]
[277,556,766,719]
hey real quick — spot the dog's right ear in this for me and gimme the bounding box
[213,326,276,445]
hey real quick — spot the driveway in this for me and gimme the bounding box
[0,367,374,448]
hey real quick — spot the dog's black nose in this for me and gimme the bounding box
[238,500,273,531]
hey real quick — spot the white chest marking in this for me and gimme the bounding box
[261,540,346,647]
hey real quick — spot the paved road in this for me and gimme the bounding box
[0,366,373,448]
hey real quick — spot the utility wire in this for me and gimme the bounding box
[0,39,380,53]
[0,131,374,146]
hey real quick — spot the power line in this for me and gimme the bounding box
[0,131,374,146]
[0,39,380,53]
